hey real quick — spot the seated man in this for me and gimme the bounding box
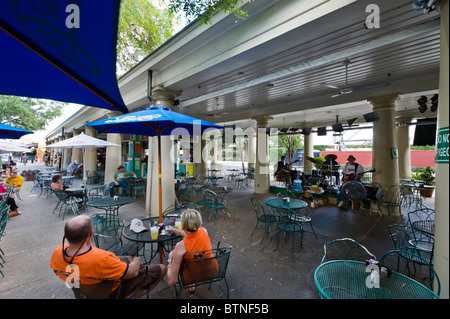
[109,165,136,197]
[67,161,81,176]
[2,169,24,195]
[50,215,166,299]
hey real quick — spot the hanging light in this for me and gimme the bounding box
[333,132,343,145]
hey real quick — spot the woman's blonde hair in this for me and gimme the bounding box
[181,209,202,232]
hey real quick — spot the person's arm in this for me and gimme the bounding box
[167,241,186,286]
[123,257,142,279]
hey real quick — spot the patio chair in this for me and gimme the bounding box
[90,214,143,257]
[52,190,82,220]
[250,197,277,243]
[271,206,304,253]
[203,189,230,221]
[407,208,435,235]
[320,238,376,264]
[340,181,367,211]
[173,244,233,299]
[379,250,440,296]
[400,184,423,209]
[377,185,403,218]
[387,224,434,266]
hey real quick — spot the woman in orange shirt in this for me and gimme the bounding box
[166,209,218,291]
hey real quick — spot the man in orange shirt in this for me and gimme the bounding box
[50,215,166,298]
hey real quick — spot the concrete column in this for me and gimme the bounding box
[62,132,73,171]
[194,137,207,185]
[303,133,314,174]
[84,126,98,184]
[396,118,412,180]
[104,111,123,183]
[434,0,449,299]
[72,129,83,164]
[248,133,257,170]
[253,116,272,194]
[147,86,180,217]
[368,94,400,188]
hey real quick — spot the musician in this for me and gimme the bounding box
[342,155,364,183]
[275,156,292,186]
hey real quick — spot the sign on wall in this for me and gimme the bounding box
[435,127,449,164]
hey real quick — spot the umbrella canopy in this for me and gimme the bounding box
[0,123,33,139]
[0,140,29,154]
[87,105,222,263]
[43,133,120,149]
[0,0,128,114]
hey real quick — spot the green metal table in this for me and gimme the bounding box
[122,217,181,264]
[265,197,308,210]
[87,196,135,230]
[314,260,440,299]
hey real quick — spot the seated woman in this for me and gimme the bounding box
[166,209,218,291]
[0,184,20,217]
[50,174,84,199]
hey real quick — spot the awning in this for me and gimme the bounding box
[0,0,128,114]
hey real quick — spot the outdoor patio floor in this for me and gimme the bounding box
[0,162,434,300]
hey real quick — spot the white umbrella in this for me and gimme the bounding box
[0,140,29,154]
[43,133,120,180]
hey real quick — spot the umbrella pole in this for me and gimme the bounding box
[158,132,164,264]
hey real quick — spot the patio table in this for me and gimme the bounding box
[265,197,308,211]
[204,176,223,186]
[122,217,181,264]
[87,196,134,230]
[314,260,440,299]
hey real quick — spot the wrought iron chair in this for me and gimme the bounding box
[52,190,82,220]
[271,206,304,253]
[400,184,423,209]
[407,207,435,236]
[320,238,376,264]
[387,224,434,266]
[0,203,9,277]
[250,197,277,243]
[173,244,233,299]
[377,185,403,218]
[379,250,440,296]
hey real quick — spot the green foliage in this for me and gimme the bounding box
[168,0,253,25]
[313,156,325,170]
[0,95,63,131]
[413,166,435,185]
[117,0,178,71]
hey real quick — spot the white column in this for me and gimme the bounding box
[396,118,412,180]
[434,0,449,299]
[303,133,314,174]
[84,126,98,184]
[104,111,123,183]
[253,116,272,194]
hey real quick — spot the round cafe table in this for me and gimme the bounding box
[87,196,134,230]
[265,197,308,210]
[122,217,182,264]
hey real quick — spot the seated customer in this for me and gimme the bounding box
[51,174,84,199]
[50,215,166,299]
[2,169,24,194]
[67,161,81,176]
[166,209,218,290]
[0,184,21,217]
[109,165,136,197]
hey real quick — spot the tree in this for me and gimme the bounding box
[168,0,254,24]
[117,0,178,72]
[0,95,64,131]
[278,134,302,164]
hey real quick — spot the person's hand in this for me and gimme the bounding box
[115,181,119,186]
[166,225,176,233]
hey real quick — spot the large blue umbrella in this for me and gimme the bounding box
[0,123,33,139]
[87,105,222,263]
[87,106,222,214]
[0,0,128,114]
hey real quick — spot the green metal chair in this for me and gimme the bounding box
[173,244,233,299]
[52,190,82,220]
[377,185,403,218]
[379,250,440,296]
[320,238,376,264]
[407,208,435,235]
[250,197,277,243]
[203,189,229,221]
[271,206,304,253]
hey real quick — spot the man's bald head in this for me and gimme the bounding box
[64,215,93,244]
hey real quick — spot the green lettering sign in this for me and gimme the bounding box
[435,127,449,164]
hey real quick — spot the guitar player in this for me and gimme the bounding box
[275,156,299,186]
[342,155,365,183]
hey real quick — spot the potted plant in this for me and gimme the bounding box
[417,166,435,197]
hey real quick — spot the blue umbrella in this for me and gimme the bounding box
[0,0,128,114]
[87,105,222,263]
[87,106,222,214]
[0,123,33,139]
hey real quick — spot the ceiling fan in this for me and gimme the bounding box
[325,58,390,98]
